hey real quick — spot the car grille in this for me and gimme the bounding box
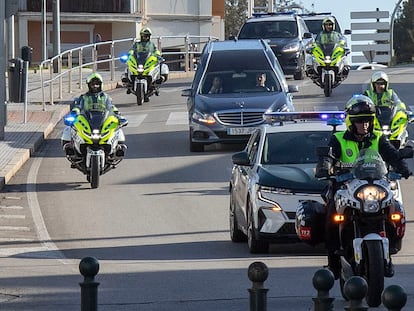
[215,110,265,126]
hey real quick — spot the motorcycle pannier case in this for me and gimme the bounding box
[295,200,326,246]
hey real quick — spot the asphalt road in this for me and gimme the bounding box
[1,68,414,310]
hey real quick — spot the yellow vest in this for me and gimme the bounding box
[333,131,381,163]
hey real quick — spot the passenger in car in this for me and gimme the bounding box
[208,76,223,94]
[255,73,270,91]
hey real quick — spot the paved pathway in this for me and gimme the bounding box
[0,68,193,189]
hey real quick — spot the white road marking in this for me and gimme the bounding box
[125,114,148,127]
[0,226,30,231]
[166,112,188,125]
[27,154,72,263]
[0,215,26,219]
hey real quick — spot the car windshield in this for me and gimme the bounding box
[261,131,331,164]
[304,19,342,36]
[199,50,282,94]
[238,21,298,39]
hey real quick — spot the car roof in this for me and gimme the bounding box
[245,13,299,23]
[207,39,271,52]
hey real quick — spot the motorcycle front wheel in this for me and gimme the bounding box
[136,83,144,106]
[324,74,332,97]
[363,240,385,307]
[90,155,100,189]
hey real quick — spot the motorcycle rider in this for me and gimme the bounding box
[363,71,406,110]
[306,17,350,77]
[62,72,127,157]
[315,94,411,279]
[121,27,167,100]
[131,27,161,60]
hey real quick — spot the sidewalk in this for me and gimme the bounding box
[0,69,194,189]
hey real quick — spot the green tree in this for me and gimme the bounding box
[225,0,248,38]
[224,1,304,38]
[394,0,414,63]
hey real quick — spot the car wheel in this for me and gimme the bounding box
[247,201,269,254]
[229,191,247,242]
[189,130,204,152]
[293,54,306,80]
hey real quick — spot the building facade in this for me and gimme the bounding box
[10,0,225,64]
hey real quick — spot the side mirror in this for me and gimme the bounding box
[232,151,251,166]
[288,85,299,93]
[316,146,332,157]
[303,32,313,39]
[344,29,352,35]
[181,89,192,97]
[118,117,128,128]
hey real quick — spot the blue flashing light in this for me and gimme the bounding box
[119,53,129,63]
[64,113,76,126]
[327,117,344,126]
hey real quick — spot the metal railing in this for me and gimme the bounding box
[38,35,218,107]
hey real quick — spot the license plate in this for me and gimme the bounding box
[227,127,257,135]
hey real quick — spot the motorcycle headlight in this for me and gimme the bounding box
[282,42,300,53]
[191,111,216,125]
[355,185,386,213]
[138,64,145,73]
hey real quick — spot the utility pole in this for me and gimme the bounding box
[42,0,47,61]
[1,2,6,140]
[52,0,60,72]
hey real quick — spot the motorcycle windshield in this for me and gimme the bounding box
[84,110,109,130]
[136,51,151,65]
[320,43,335,56]
[376,106,393,126]
[351,149,388,180]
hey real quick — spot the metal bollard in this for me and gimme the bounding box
[79,256,100,311]
[343,276,368,311]
[382,284,407,311]
[248,261,269,311]
[312,268,335,311]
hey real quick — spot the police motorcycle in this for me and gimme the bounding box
[374,104,413,149]
[120,50,169,106]
[296,135,413,307]
[62,103,128,189]
[305,42,350,97]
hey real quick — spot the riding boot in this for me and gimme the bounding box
[115,144,127,157]
[384,258,395,277]
[327,251,341,280]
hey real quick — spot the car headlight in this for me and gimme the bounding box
[191,111,216,125]
[258,186,292,211]
[282,42,300,53]
[355,185,387,213]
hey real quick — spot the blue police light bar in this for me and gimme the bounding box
[263,111,345,125]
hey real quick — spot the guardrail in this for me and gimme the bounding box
[38,35,218,107]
